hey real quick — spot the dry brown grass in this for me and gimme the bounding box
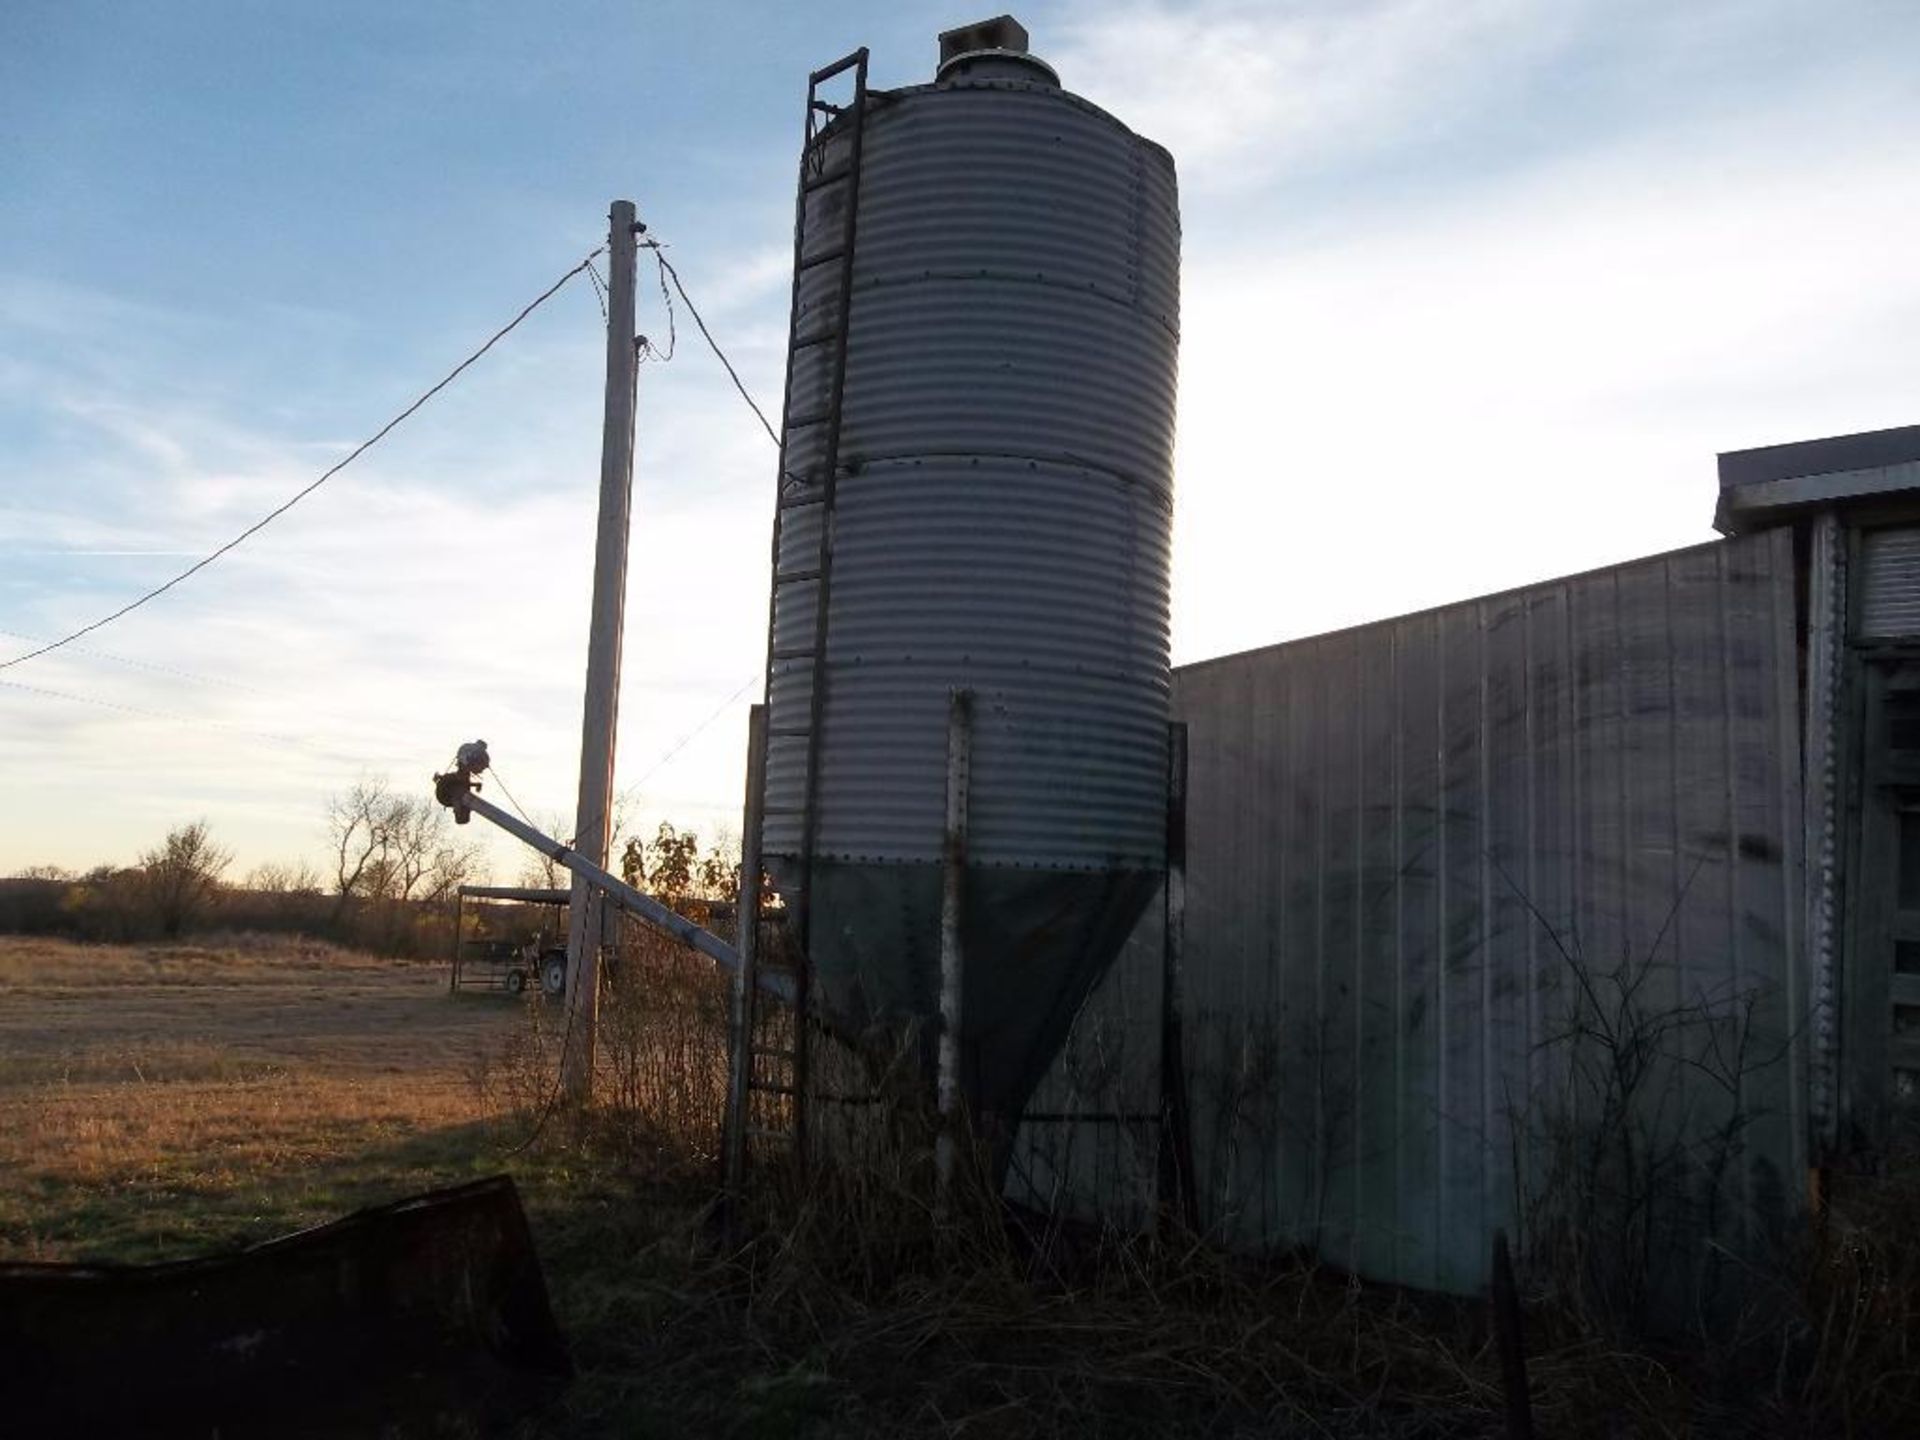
[7,931,1919,1437]
[0,932,514,1261]
[0,930,385,986]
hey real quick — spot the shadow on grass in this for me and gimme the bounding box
[0,1117,522,1264]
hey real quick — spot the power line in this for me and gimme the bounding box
[638,250,676,364]
[487,763,540,831]
[0,676,369,762]
[627,671,762,791]
[0,624,485,749]
[643,243,780,448]
[583,256,610,323]
[0,626,275,696]
[6,231,771,832]
[458,672,758,854]
[0,246,607,674]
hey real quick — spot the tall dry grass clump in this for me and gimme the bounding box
[468,912,739,1170]
[597,921,734,1167]
[1785,1134,1920,1426]
[469,909,1920,1438]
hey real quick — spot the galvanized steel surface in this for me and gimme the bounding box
[1804,513,1847,1154]
[1857,527,1920,638]
[1014,533,1808,1296]
[764,75,1179,873]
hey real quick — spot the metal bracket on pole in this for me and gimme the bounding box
[723,705,770,1196]
[936,688,974,1208]
[1157,720,1199,1234]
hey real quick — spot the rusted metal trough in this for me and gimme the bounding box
[0,1175,571,1437]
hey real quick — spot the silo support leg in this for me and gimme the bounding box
[936,689,975,1209]
[723,705,770,1203]
[1158,721,1199,1235]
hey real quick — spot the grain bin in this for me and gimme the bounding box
[760,16,1179,1137]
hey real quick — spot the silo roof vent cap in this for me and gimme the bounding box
[936,14,1060,86]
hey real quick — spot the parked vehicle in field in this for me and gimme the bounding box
[449,887,572,997]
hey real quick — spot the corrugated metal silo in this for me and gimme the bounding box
[759,17,1181,1136]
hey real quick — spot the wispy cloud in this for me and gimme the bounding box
[0,258,779,874]
[1052,0,1560,190]
[1051,0,1918,203]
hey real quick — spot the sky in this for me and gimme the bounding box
[2,0,1917,882]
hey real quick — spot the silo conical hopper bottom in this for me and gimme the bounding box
[773,860,1160,1138]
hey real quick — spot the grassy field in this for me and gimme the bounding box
[0,932,1507,1436]
[2,933,1911,1438]
[0,934,513,1260]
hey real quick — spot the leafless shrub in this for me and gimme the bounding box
[244,859,322,895]
[1512,930,1786,1335]
[325,778,483,954]
[595,920,734,1169]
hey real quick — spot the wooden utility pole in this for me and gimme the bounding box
[563,199,640,1100]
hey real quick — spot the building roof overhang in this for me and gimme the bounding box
[1716,423,1920,535]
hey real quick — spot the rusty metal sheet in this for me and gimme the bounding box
[0,1175,570,1438]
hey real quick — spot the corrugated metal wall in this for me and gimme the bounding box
[1857,527,1920,639]
[1012,530,1808,1297]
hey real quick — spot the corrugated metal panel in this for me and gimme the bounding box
[1857,527,1920,638]
[796,85,1179,327]
[1013,533,1807,1297]
[764,76,1179,871]
[767,457,1171,865]
[782,283,1177,489]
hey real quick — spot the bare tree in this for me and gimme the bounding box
[517,794,636,890]
[247,859,322,894]
[138,820,232,938]
[329,782,476,904]
[518,812,574,891]
[421,838,481,905]
[328,781,390,917]
[359,795,442,903]
[325,780,484,951]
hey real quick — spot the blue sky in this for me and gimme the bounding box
[3,0,1918,880]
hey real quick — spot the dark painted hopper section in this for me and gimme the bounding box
[0,1175,570,1438]
[804,861,1162,1128]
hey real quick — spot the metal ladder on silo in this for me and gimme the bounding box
[739,47,872,1172]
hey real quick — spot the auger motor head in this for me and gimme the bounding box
[433,739,491,824]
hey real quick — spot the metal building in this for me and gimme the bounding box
[1717,423,1920,1159]
[1013,422,1920,1299]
